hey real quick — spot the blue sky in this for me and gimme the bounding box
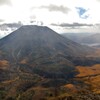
[76,7,89,19]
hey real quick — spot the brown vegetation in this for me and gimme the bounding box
[76,64,100,77]
[0,60,9,69]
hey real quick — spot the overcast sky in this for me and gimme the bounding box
[0,0,100,33]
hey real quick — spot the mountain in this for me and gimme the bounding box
[0,25,98,99]
[0,25,94,82]
[0,25,94,68]
[0,25,93,57]
[0,25,86,78]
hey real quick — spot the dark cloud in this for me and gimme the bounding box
[40,4,70,14]
[95,23,100,26]
[51,23,93,28]
[0,19,4,22]
[0,0,11,6]
[0,22,23,30]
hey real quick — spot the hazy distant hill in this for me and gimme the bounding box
[62,33,93,43]
[62,33,100,48]
[81,33,100,44]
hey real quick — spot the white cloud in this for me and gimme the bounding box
[0,0,100,33]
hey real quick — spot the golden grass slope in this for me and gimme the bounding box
[76,64,100,93]
[76,64,100,77]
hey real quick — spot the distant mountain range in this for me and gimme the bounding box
[62,33,94,43]
[62,33,100,47]
[81,33,100,45]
